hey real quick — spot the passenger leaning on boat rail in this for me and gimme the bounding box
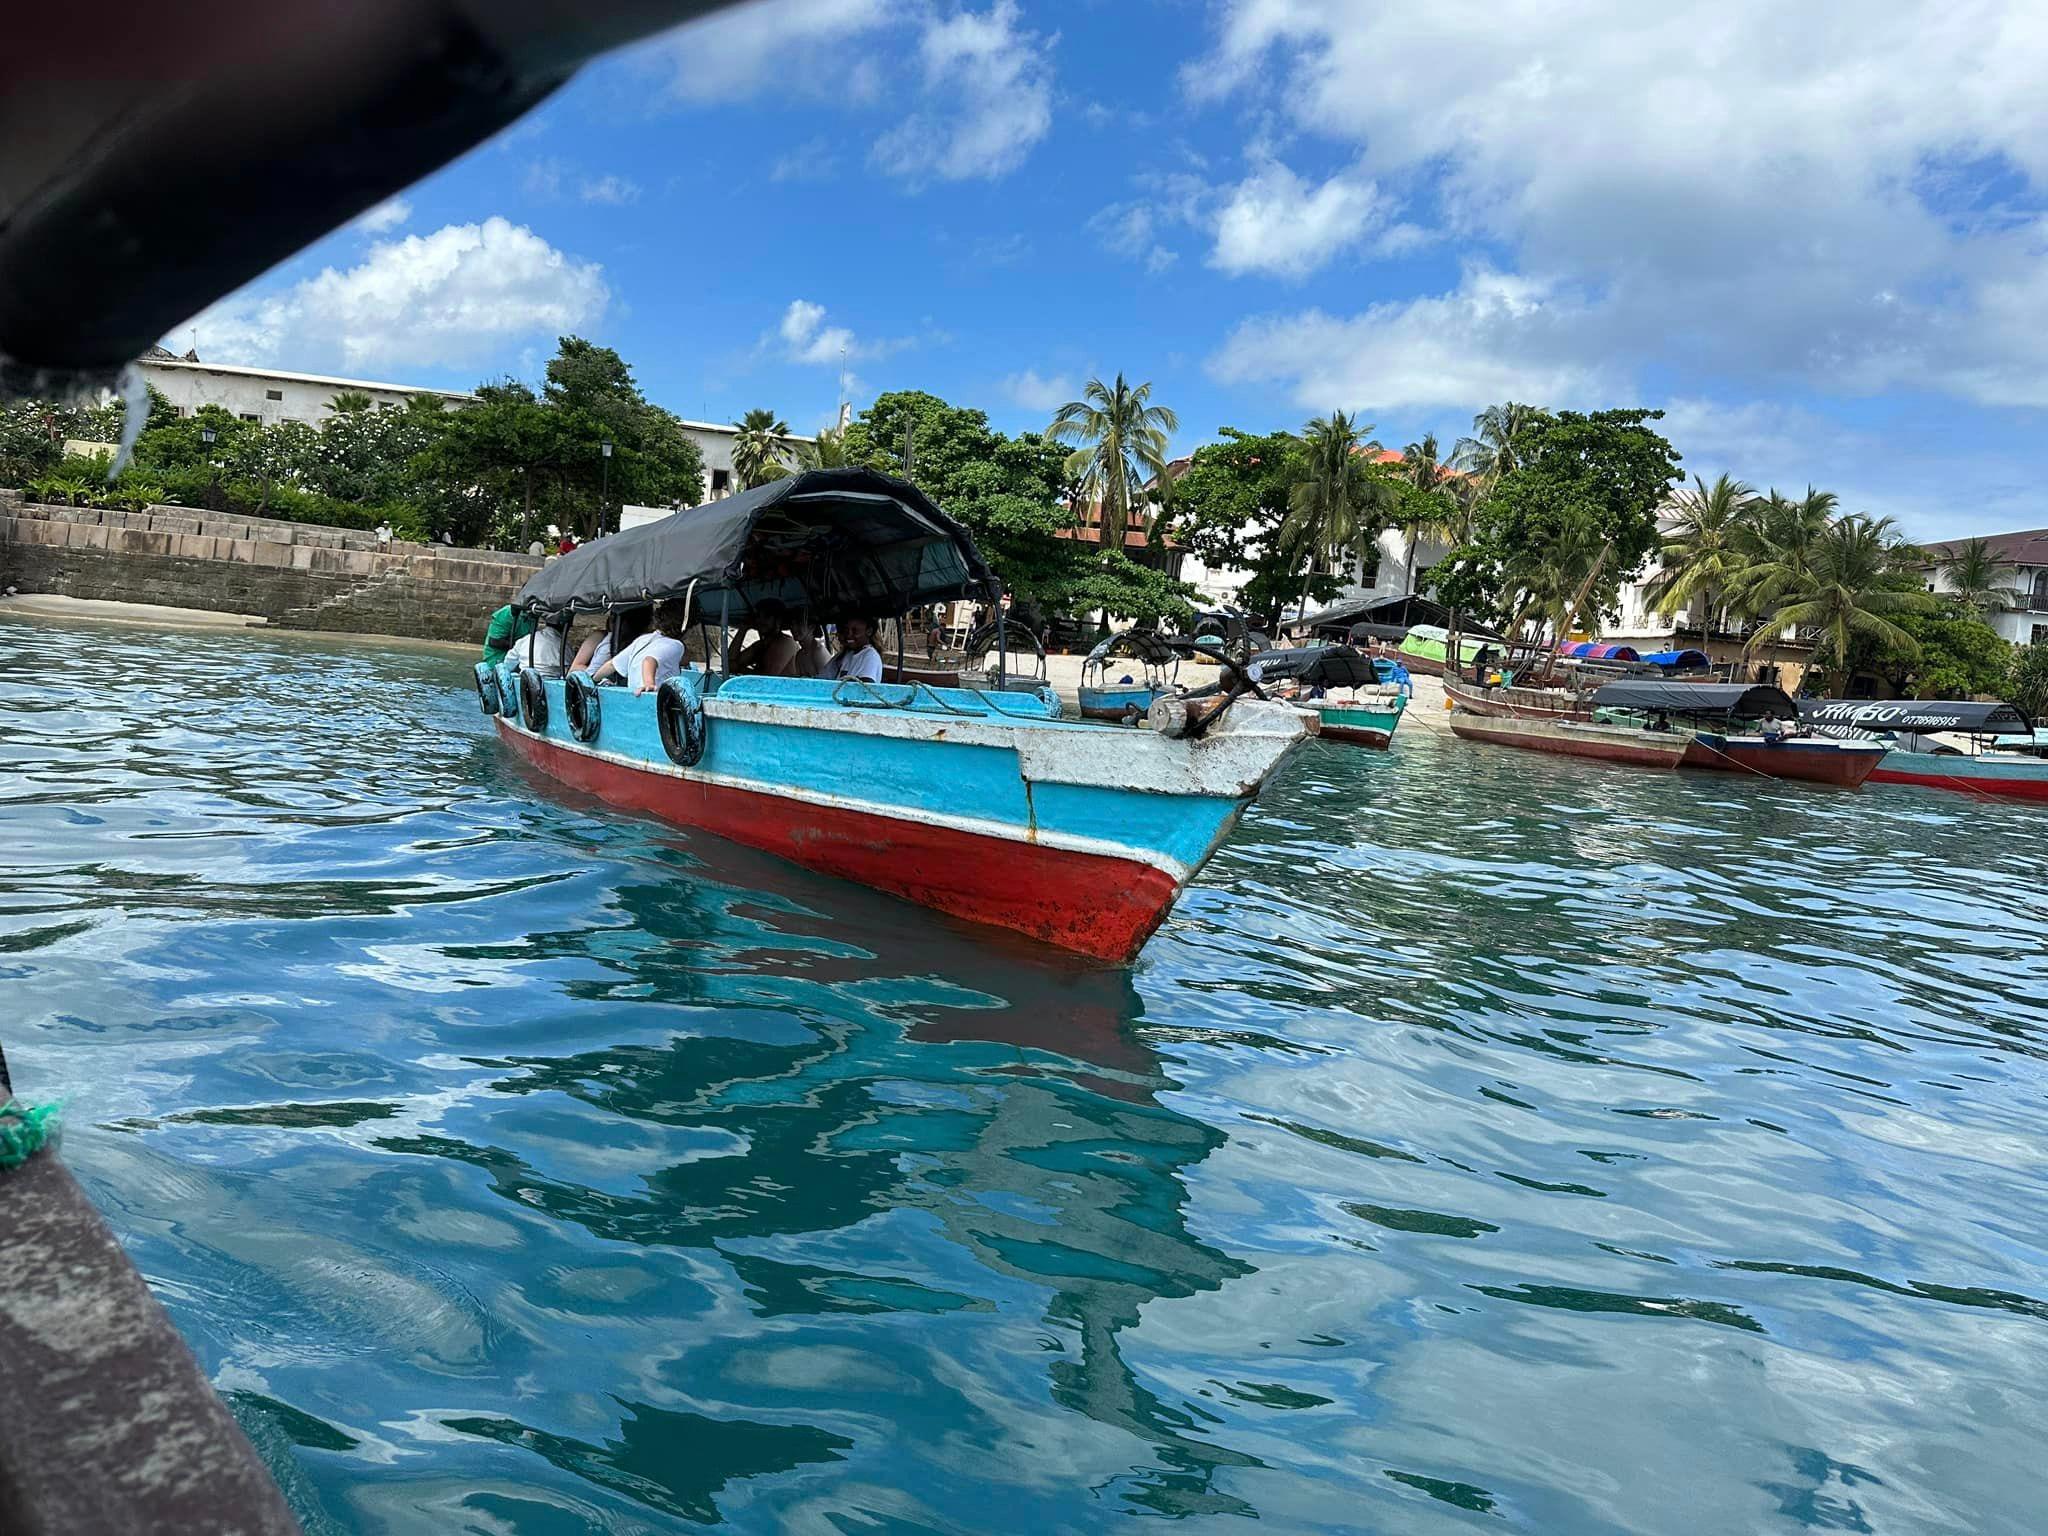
[589,599,689,693]
[513,616,566,677]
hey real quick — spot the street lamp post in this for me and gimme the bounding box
[200,426,218,506]
[599,440,612,537]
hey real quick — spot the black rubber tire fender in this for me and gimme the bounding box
[565,671,601,742]
[657,677,707,767]
[518,667,549,733]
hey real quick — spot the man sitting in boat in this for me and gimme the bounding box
[513,618,567,677]
[732,599,802,677]
[591,599,688,693]
[823,614,884,682]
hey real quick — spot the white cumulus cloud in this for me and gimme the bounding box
[870,2,1054,184]
[1000,369,1074,412]
[1187,0,2048,409]
[1209,158,1387,279]
[1208,266,1613,412]
[777,299,916,367]
[647,0,898,104]
[181,218,609,373]
[354,197,411,234]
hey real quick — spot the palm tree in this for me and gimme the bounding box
[1047,374,1179,553]
[797,425,851,470]
[1747,514,1931,696]
[1645,473,1754,633]
[1725,486,1836,624]
[328,390,374,415]
[1451,401,1543,489]
[1280,411,1387,620]
[1396,433,1464,598]
[731,407,794,489]
[1939,536,2019,617]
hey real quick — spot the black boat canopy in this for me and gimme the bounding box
[514,468,1000,621]
[1252,644,1384,690]
[1592,680,1797,719]
[1084,629,1179,667]
[1796,698,2032,737]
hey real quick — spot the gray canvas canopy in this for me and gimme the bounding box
[1592,680,1797,719]
[513,468,1000,621]
[1796,698,2032,737]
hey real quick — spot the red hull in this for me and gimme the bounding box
[1682,737,1881,787]
[1317,723,1393,749]
[1867,762,2048,801]
[497,723,1180,962]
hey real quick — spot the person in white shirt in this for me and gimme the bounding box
[593,599,688,693]
[515,620,566,676]
[570,607,651,674]
[824,614,884,683]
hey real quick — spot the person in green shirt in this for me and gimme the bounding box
[482,603,534,666]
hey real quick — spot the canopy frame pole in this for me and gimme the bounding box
[719,591,730,677]
[996,591,1008,688]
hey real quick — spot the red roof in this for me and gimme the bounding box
[1920,528,2048,566]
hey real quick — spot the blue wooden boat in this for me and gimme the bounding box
[473,470,1311,961]
[1078,629,1180,724]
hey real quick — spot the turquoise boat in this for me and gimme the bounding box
[475,471,1310,961]
[1253,643,1412,749]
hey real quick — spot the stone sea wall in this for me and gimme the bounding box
[0,491,540,644]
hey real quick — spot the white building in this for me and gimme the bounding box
[136,354,473,426]
[135,350,811,505]
[1921,528,2048,648]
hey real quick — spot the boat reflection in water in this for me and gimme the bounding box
[379,822,1264,1522]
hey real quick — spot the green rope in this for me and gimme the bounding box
[0,1099,57,1169]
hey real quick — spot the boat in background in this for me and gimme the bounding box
[481,470,1312,962]
[1255,643,1412,749]
[1798,698,2047,801]
[1398,623,1505,678]
[1450,680,1884,787]
[1078,629,1179,724]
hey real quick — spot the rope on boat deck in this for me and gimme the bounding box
[1687,733,1779,781]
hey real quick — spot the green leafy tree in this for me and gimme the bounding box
[1646,473,1755,631]
[1047,374,1179,552]
[542,338,707,533]
[327,390,374,415]
[2006,643,2048,719]
[1431,408,1681,647]
[1939,537,2020,618]
[1280,411,1388,621]
[1748,514,1932,696]
[1875,605,2011,699]
[1167,427,1334,625]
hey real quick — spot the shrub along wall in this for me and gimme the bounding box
[0,493,540,645]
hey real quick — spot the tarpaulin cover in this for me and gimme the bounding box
[1640,649,1711,671]
[1796,698,2032,737]
[1558,641,1642,662]
[513,469,1000,619]
[1251,644,1385,690]
[1591,681,1797,719]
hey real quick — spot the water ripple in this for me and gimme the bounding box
[7,612,2048,1534]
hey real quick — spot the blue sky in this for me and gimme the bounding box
[184,0,2048,541]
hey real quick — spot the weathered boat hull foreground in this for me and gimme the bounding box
[492,671,1308,961]
[1867,751,2048,800]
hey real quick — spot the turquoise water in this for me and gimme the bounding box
[7,613,2048,1534]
